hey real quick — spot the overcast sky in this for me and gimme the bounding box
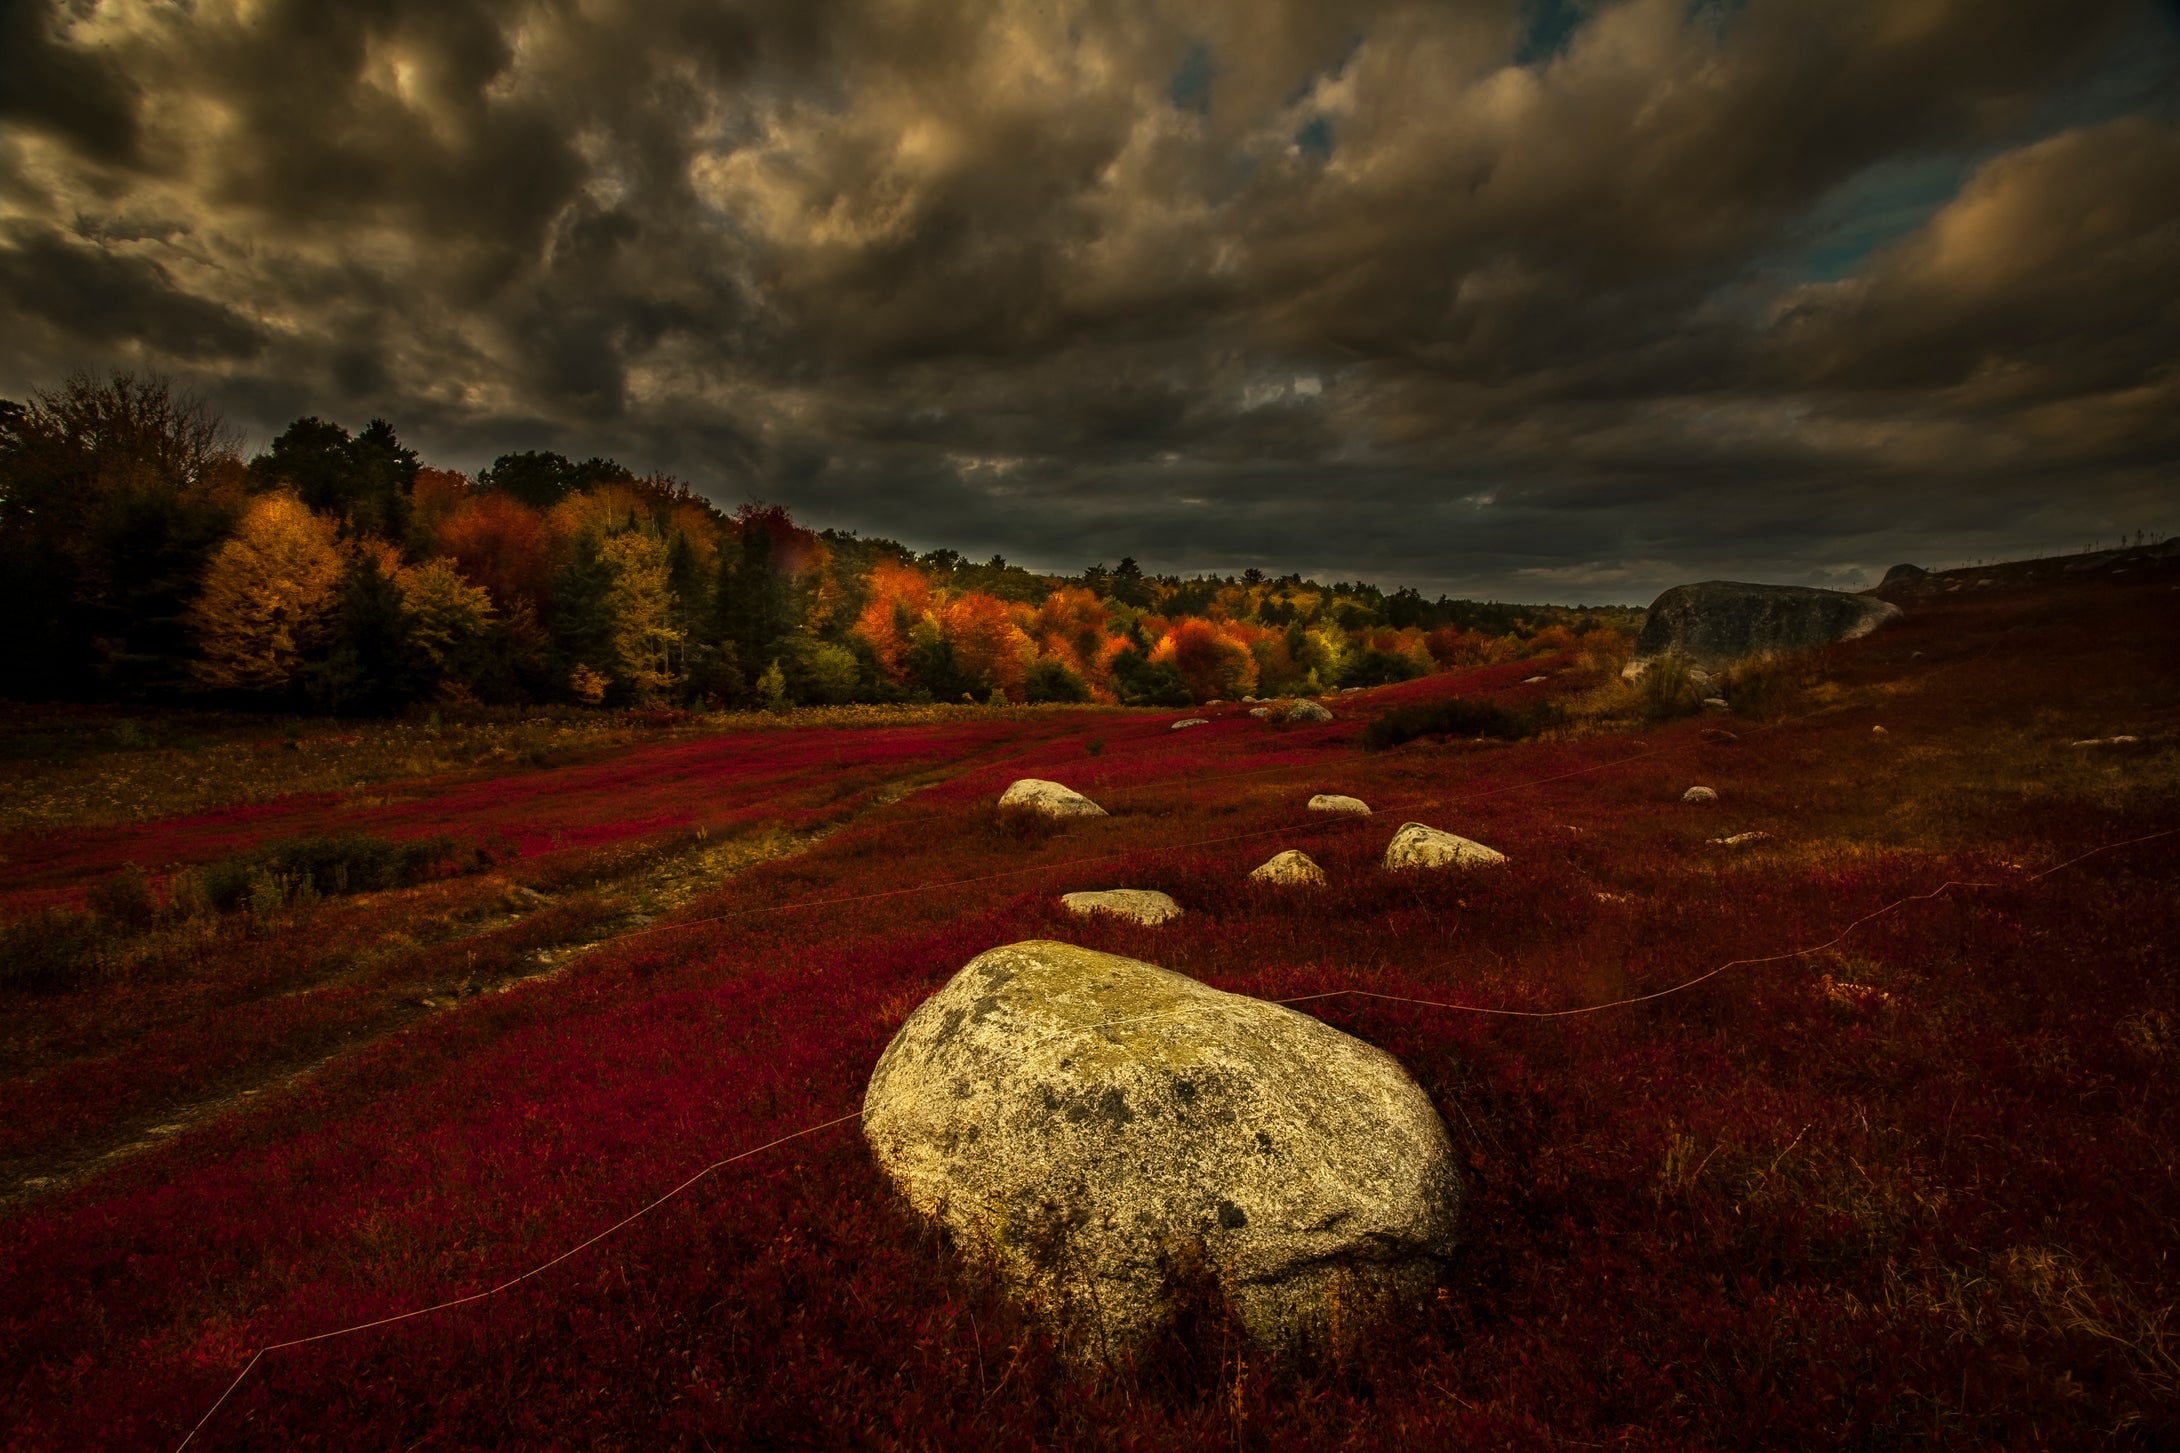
[4,1,2177,603]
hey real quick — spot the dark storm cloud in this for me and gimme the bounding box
[1,0,2175,602]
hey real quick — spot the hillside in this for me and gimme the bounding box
[1,551,2175,1449]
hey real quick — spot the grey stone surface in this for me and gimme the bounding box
[1683,786,1719,803]
[1627,581,1902,674]
[1249,849,1326,886]
[1307,793,1371,816]
[1282,699,1335,723]
[1880,563,1928,584]
[1061,889,1182,925]
[1383,822,1507,870]
[862,940,1462,1353]
[999,778,1108,818]
[1171,718,1209,730]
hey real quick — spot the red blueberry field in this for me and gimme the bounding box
[3,564,2176,1451]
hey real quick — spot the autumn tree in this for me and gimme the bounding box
[250,416,417,540]
[1152,618,1258,701]
[599,531,683,700]
[189,493,343,693]
[0,370,248,696]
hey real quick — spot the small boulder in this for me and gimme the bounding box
[1523,675,1547,684]
[1682,786,1719,804]
[1872,725,1888,736]
[1000,779,1108,818]
[1061,889,1181,925]
[1249,706,1272,719]
[1307,793,1371,816]
[1283,700,1335,723]
[1171,718,1209,731]
[1383,822,1507,871]
[1701,728,1739,744]
[1702,696,1729,709]
[861,941,1463,1352]
[1707,831,1770,847]
[1249,850,1326,887]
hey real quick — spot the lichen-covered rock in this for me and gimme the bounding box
[1249,706,1272,718]
[861,940,1462,1353]
[1626,581,1902,675]
[999,778,1108,818]
[1249,850,1325,886]
[1682,786,1719,803]
[1307,793,1371,816]
[1171,718,1209,730]
[1383,822,1507,870]
[1061,889,1181,925]
[1282,700,1334,723]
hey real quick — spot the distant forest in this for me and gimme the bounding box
[0,372,1634,713]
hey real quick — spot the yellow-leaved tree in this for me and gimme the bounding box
[189,492,343,691]
[600,531,682,699]
[394,556,496,678]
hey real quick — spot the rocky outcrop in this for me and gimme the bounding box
[1307,793,1371,816]
[1000,779,1108,818]
[861,940,1463,1353]
[1249,850,1326,886]
[1383,823,1507,871]
[1061,889,1181,925]
[1880,563,1928,585]
[1626,581,1902,675]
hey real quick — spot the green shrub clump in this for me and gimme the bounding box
[1362,697,1565,751]
[197,833,460,913]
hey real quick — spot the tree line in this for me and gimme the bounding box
[0,372,1632,714]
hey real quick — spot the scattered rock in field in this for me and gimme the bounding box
[1688,668,1717,692]
[1701,728,1739,744]
[1000,779,1108,818]
[1383,822,1507,871]
[1707,831,1770,847]
[1283,699,1335,723]
[1243,695,1258,703]
[1872,725,1888,735]
[1820,974,1893,1012]
[1682,786,1718,803]
[861,940,1463,1352]
[1171,718,1209,730]
[1702,696,1729,709]
[1061,889,1181,925]
[1249,850,1326,887]
[1307,793,1371,816]
[1524,675,1548,684]
[1624,581,1903,677]
[2070,735,2141,747]
[1249,706,1272,718]
[1977,579,1995,587]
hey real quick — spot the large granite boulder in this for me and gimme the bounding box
[1626,581,1901,675]
[862,941,1462,1354]
[999,778,1108,818]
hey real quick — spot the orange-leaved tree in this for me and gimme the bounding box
[941,590,1035,701]
[1152,618,1258,701]
[188,493,344,691]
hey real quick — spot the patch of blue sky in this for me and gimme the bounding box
[1293,115,1333,160]
[1169,42,1214,115]
[1773,13,2178,285]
